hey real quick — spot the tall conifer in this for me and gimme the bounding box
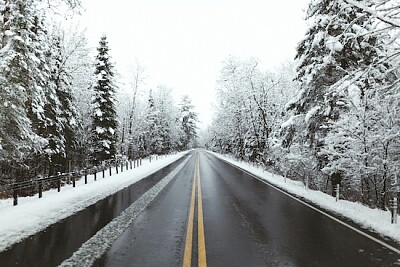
[91,35,118,163]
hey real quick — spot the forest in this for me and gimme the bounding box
[204,0,400,210]
[0,0,198,189]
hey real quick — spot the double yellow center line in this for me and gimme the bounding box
[183,154,207,267]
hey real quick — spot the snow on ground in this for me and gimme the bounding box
[208,151,400,245]
[0,151,189,252]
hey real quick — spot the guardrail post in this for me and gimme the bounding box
[57,177,61,192]
[390,174,398,224]
[13,186,18,206]
[335,184,340,202]
[390,197,398,224]
[38,180,43,198]
[72,174,75,187]
[92,166,97,181]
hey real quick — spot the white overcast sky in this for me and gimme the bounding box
[78,0,310,129]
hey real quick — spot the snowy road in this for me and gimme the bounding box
[96,151,400,266]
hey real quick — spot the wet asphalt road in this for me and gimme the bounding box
[0,154,189,267]
[97,151,400,267]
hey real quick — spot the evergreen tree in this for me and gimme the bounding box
[142,87,180,155]
[0,0,48,165]
[179,95,198,150]
[284,0,391,162]
[29,12,67,175]
[145,90,163,155]
[90,35,118,163]
[280,0,399,206]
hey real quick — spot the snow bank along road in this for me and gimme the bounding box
[1,150,399,266]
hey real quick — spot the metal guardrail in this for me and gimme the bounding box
[1,157,148,206]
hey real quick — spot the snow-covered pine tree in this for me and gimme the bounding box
[179,95,198,150]
[0,0,49,167]
[143,87,181,155]
[284,0,389,163]
[316,3,400,207]
[28,12,69,176]
[145,89,163,155]
[156,87,180,153]
[281,0,399,205]
[91,35,118,164]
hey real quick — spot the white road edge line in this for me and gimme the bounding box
[208,152,400,255]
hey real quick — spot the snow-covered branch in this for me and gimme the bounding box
[342,0,400,28]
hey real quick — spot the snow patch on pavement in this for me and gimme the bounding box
[0,152,189,252]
